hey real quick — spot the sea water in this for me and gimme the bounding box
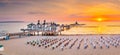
[0,22,29,33]
[0,22,120,34]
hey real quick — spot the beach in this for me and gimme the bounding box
[0,35,120,55]
[1,0,120,55]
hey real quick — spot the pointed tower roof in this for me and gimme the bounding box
[37,20,40,25]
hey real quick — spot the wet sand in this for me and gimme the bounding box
[0,35,120,55]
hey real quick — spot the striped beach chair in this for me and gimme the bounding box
[0,45,4,51]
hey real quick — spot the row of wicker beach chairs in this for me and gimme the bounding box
[26,36,120,51]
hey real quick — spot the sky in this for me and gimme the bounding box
[0,0,120,22]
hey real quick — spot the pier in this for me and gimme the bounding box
[20,20,61,36]
[2,20,85,40]
[20,20,83,36]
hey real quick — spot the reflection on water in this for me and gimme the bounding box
[62,25,120,34]
[0,23,29,33]
[0,22,120,34]
[61,22,120,34]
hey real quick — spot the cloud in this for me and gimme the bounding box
[0,17,17,21]
[102,14,120,18]
[28,11,49,14]
[0,2,7,7]
[84,2,120,15]
[0,0,30,12]
[0,0,120,21]
[68,14,94,19]
[0,0,28,6]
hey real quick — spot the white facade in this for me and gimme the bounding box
[27,20,59,32]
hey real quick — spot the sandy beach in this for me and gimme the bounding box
[0,35,120,55]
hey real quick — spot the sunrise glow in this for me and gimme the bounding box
[0,1,120,55]
[0,0,120,22]
[97,18,103,22]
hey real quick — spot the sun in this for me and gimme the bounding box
[97,18,103,22]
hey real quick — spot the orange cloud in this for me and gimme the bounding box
[84,2,120,16]
[0,0,120,22]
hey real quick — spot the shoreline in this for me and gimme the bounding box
[60,34,120,36]
[0,35,120,55]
